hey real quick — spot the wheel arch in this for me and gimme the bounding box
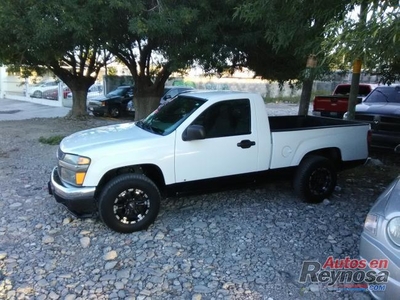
[300,147,342,169]
[94,164,166,198]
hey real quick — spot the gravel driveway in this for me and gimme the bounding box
[0,106,397,300]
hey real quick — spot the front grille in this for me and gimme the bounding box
[355,113,400,133]
[354,114,374,122]
[88,101,101,107]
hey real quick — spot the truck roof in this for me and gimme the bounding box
[183,90,259,101]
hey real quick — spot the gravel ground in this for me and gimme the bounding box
[0,105,398,300]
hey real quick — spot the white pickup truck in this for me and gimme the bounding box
[49,91,370,233]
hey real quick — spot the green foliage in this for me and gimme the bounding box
[322,1,400,83]
[39,135,65,145]
[107,67,118,76]
[1,0,398,119]
[0,0,112,117]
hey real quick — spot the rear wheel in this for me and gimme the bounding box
[98,174,161,233]
[294,155,337,203]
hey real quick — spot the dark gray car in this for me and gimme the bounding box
[345,85,400,150]
[88,86,134,118]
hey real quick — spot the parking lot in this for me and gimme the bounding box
[1,99,397,299]
[0,98,69,121]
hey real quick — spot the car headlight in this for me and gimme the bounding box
[364,214,378,235]
[387,217,400,246]
[63,154,91,165]
[101,101,106,106]
[58,153,91,186]
[343,112,349,120]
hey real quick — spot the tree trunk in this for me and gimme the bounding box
[134,95,160,121]
[346,59,362,120]
[70,89,89,117]
[347,2,367,120]
[298,55,317,116]
[298,78,314,116]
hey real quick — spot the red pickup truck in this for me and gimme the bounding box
[312,83,376,118]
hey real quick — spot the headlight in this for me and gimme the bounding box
[101,101,106,106]
[63,154,91,165]
[387,217,400,246]
[59,153,91,186]
[364,214,378,235]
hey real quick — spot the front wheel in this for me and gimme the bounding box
[32,90,42,98]
[109,106,121,118]
[294,155,337,203]
[98,174,161,233]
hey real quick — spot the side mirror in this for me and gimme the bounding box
[182,125,205,141]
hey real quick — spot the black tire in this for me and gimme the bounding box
[93,112,104,117]
[109,106,121,118]
[98,174,161,233]
[294,155,337,203]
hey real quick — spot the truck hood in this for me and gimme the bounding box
[356,102,400,115]
[90,95,118,102]
[60,122,156,155]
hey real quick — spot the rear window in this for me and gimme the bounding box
[334,85,372,97]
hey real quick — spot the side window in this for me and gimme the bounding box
[192,99,251,138]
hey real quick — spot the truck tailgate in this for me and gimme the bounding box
[313,95,362,118]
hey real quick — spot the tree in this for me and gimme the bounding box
[100,0,245,120]
[234,0,351,115]
[0,0,111,117]
[322,0,400,118]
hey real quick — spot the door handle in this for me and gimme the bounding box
[237,139,256,149]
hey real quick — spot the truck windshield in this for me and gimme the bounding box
[136,95,206,135]
[364,87,400,103]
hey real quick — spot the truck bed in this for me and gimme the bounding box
[269,115,366,131]
[268,115,369,169]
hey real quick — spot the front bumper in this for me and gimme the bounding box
[48,167,97,217]
[360,231,400,299]
[370,131,400,151]
[88,105,108,114]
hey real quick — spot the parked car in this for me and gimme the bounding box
[30,80,62,98]
[42,86,71,100]
[360,147,400,299]
[87,86,134,118]
[66,83,103,101]
[312,83,377,118]
[160,86,195,105]
[344,85,400,150]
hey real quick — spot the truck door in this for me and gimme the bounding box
[174,98,259,182]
